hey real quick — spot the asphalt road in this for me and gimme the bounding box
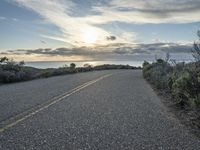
[0,70,200,150]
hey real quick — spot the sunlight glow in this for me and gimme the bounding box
[81,27,99,45]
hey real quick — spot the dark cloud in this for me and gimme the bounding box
[40,40,47,44]
[0,43,193,61]
[106,36,117,41]
[114,0,200,20]
[112,43,192,55]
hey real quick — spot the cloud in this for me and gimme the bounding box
[112,43,193,55]
[40,40,46,44]
[12,0,111,46]
[0,16,6,20]
[106,36,116,41]
[3,0,199,63]
[12,18,19,21]
[89,0,200,24]
[1,42,193,61]
[11,0,200,48]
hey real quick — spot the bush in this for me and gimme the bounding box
[0,71,16,83]
[40,71,52,78]
[70,63,76,71]
[171,67,200,107]
[0,57,139,84]
[142,59,172,89]
[143,31,200,107]
[0,57,34,83]
[143,59,200,108]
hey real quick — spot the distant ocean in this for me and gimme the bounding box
[25,61,144,69]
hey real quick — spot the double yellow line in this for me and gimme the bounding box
[0,74,112,133]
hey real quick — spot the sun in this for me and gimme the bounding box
[81,27,99,45]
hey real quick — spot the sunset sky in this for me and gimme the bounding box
[0,0,200,61]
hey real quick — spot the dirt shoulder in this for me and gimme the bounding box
[148,80,200,138]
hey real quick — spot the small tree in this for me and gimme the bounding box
[83,63,92,68]
[165,52,170,63]
[70,63,76,70]
[192,30,200,62]
[19,61,25,66]
[0,57,9,64]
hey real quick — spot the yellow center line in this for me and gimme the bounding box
[0,73,113,133]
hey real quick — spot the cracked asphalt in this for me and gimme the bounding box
[0,70,200,150]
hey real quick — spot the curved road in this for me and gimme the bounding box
[0,70,200,149]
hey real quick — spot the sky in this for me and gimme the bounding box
[0,0,200,62]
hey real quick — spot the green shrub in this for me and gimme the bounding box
[172,67,200,107]
[142,61,152,79]
[143,59,200,107]
[40,71,53,78]
[172,71,191,105]
[143,59,172,89]
[70,63,76,71]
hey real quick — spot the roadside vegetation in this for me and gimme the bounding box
[142,31,200,133]
[0,57,141,84]
[143,58,200,108]
[143,31,200,108]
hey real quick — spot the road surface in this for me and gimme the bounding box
[0,70,200,149]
